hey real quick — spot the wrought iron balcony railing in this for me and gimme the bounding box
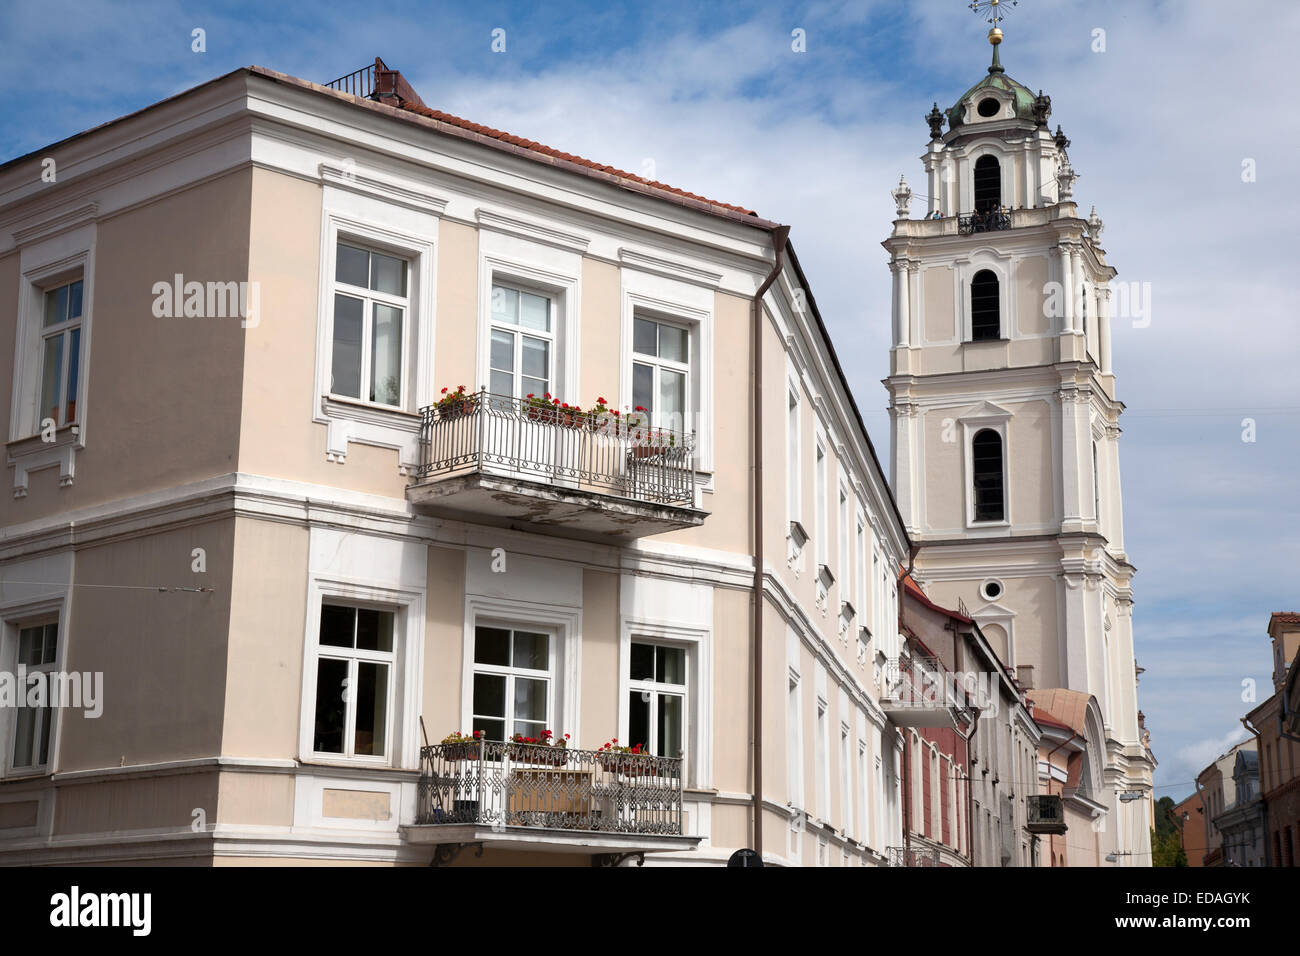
[413,389,696,507]
[1026,794,1068,834]
[958,211,1012,235]
[417,741,685,835]
[882,653,952,708]
[887,845,941,867]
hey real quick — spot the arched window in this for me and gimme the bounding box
[974,155,1001,213]
[972,429,1004,522]
[971,269,1000,341]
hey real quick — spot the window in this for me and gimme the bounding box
[970,270,1000,341]
[787,389,801,519]
[977,97,1001,118]
[838,485,850,579]
[972,429,1005,522]
[313,605,395,758]
[37,279,83,429]
[787,675,804,807]
[1092,441,1101,523]
[632,315,690,434]
[331,242,409,407]
[815,440,828,566]
[627,641,686,758]
[973,155,1001,213]
[472,624,551,742]
[816,700,829,818]
[12,622,58,770]
[490,283,554,400]
[840,725,853,835]
[981,579,1003,601]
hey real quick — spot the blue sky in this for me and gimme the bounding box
[3,0,1298,805]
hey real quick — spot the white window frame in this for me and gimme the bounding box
[481,252,579,407]
[625,638,689,760]
[299,578,424,770]
[959,404,1012,529]
[310,602,400,762]
[618,619,710,789]
[487,279,559,400]
[814,434,828,567]
[816,697,830,821]
[470,621,557,743]
[328,240,413,409]
[787,381,802,522]
[313,197,437,470]
[463,596,582,752]
[35,277,84,430]
[840,721,853,836]
[620,279,713,474]
[787,667,804,809]
[630,312,692,435]
[837,481,850,581]
[957,256,1012,344]
[1,597,68,779]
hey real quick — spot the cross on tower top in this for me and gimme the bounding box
[968,0,1020,74]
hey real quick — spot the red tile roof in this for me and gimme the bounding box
[1269,612,1300,626]
[393,99,757,216]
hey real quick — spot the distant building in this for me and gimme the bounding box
[1212,749,1265,867]
[1028,689,1111,866]
[1197,740,1255,867]
[1243,612,1300,867]
[1168,790,1206,867]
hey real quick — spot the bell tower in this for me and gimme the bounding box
[883,4,1153,864]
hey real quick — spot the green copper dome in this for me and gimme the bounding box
[946,71,1040,130]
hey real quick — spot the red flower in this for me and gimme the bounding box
[634,406,646,412]
[441,387,448,394]
[526,393,535,399]
[597,396,607,404]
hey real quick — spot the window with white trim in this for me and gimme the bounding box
[11,621,59,771]
[787,388,801,520]
[627,641,687,758]
[38,279,82,429]
[840,724,853,835]
[490,283,554,400]
[855,515,868,625]
[472,624,552,741]
[312,604,396,759]
[815,439,828,566]
[857,738,869,844]
[787,674,803,807]
[838,484,850,580]
[816,699,829,818]
[330,242,409,407]
[632,315,691,434]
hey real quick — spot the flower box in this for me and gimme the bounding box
[596,753,656,776]
[442,741,481,762]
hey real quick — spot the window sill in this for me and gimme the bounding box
[317,395,422,471]
[964,338,1010,345]
[7,425,82,496]
[967,519,1011,529]
[322,395,420,423]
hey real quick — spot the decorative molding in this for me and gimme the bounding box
[319,163,448,216]
[619,247,724,288]
[477,207,590,253]
[12,203,99,247]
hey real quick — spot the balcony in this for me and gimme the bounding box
[407,390,707,541]
[958,210,1012,235]
[1027,794,1067,835]
[881,652,963,729]
[886,845,941,867]
[406,741,700,861]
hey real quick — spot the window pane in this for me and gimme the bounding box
[370,251,405,296]
[512,631,548,670]
[629,689,651,752]
[490,370,515,398]
[658,324,687,362]
[65,328,80,423]
[474,717,505,742]
[40,335,63,425]
[18,626,44,666]
[632,362,653,413]
[521,336,549,381]
[473,672,507,720]
[658,693,684,757]
[515,720,546,741]
[474,626,510,665]
[659,369,685,430]
[354,661,388,756]
[370,304,403,406]
[330,294,364,398]
[313,657,349,753]
[633,317,657,356]
[68,280,83,320]
[513,677,547,722]
[37,702,53,765]
[43,287,63,327]
[356,608,394,652]
[490,328,514,373]
[522,376,548,397]
[519,292,550,332]
[13,703,35,767]
[630,642,654,681]
[42,623,58,666]
[320,605,355,648]
[336,243,369,288]
[657,645,686,685]
[491,285,518,324]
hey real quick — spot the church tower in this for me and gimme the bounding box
[883,15,1154,864]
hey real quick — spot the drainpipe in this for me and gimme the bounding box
[1239,714,1269,867]
[751,224,790,860]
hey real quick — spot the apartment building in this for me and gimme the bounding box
[0,59,910,865]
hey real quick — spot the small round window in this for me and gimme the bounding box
[981,579,1003,601]
[977,97,1001,118]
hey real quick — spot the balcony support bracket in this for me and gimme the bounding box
[429,842,484,867]
[593,851,645,868]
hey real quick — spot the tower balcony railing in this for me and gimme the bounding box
[958,209,1013,235]
[416,740,684,836]
[407,389,705,539]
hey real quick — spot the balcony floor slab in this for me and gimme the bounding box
[407,470,707,541]
[401,823,702,857]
